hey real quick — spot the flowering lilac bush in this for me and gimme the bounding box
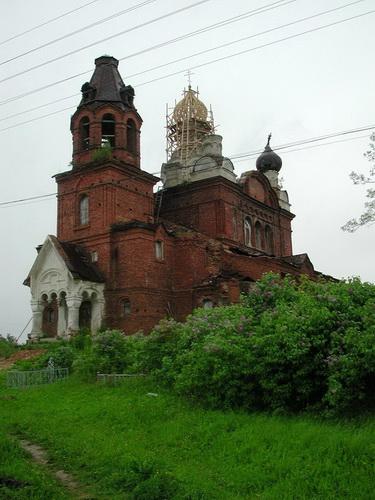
[140,274,375,414]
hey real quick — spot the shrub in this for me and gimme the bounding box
[73,329,140,380]
[0,335,17,359]
[139,274,375,414]
[49,346,75,369]
[92,144,112,163]
[69,328,92,350]
[12,346,75,371]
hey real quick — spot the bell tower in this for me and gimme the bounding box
[70,55,141,168]
[55,55,158,258]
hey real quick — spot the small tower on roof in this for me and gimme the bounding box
[166,82,214,163]
[255,133,290,211]
[162,78,236,188]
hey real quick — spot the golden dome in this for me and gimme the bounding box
[173,86,208,123]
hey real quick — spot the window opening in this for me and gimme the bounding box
[255,221,262,249]
[79,195,89,225]
[244,218,252,246]
[101,113,116,147]
[155,240,164,260]
[202,299,214,309]
[79,116,90,150]
[122,299,131,316]
[265,225,274,254]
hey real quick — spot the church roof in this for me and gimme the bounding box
[77,55,136,112]
[52,237,105,283]
[23,236,104,286]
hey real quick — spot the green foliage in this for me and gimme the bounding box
[91,143,112,163]
[69,328,92,350]
[342,132,375,231]
[110,459,179,499]
[12,346,75,371]
[73,329,140,380]
[137,274,375,414]
[0,335,17,359]
[49,346,75,369]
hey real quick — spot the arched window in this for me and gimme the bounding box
[155,240,164,260]
[122,299,131,316]
[255,221,262,249]
[244,218,252,246]
[79,195,89,225]
[79,116,90,150]
[126,119,137,153]
[265,225,274,254]
[101,113,116,147]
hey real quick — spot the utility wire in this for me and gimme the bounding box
[0,0,374,120]
[230,124,375,160]
[135,8,375,88]
[0,0,211,84]
[126,0,367,79]
[0,193,56,206]
[0,0,102,47]
[0,0,159,66]
[1,125,373,207]
[0,0,298,107]
[231,134,371,163]
[1,5,373,132]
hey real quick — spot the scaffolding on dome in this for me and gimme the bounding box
[166,86,215,163]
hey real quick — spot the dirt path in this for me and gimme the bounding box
[19,439,93,499]
[0,349,46,370]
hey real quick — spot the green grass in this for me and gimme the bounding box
[0,374,374,499]
[0,430,70,499]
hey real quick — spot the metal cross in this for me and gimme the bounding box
[185,69,194,87]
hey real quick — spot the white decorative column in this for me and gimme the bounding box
[91,297,105,333]
[30,299,44,340]
[57,298,68,338]
[66,296,82,335]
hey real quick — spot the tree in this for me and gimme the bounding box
[342,133,375,232]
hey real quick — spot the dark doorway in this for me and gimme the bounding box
[79,301,92,329]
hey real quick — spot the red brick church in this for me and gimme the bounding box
[25,56,321,340]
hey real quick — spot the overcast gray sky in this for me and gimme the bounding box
[1,0,374,342]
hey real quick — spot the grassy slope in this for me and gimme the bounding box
[0,375,374,499]
[0,431,70,499]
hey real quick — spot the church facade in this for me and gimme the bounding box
[25,56,321,340]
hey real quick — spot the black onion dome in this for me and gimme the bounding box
[256,134,282,173]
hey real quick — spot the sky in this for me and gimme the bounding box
[0,0,374,342]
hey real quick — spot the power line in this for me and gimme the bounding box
[0,0,298,107]
[230,125,375,160]
[0,0,102,47]
[135,8,375,88]
[127,0,367,80]
[0,193,56,207]
[1,124,373,207]
[0,0,159,66]
[231,134,371,163]
[0,3,373,128]
[0,0,211,85]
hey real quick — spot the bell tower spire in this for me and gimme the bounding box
[70,55,142,168]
